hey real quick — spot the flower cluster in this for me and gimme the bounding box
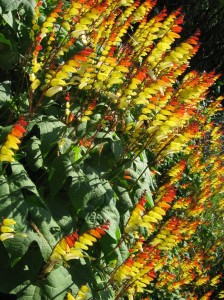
[124,188,175,237]
[0,116,27,163]
[0,218,16,241]
[48,222,109,265]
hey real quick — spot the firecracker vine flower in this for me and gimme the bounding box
[0,218,27,242]
[0,116,27,163]
[66,285,90,300]
[0,218,16,241]
[42,222,109,276]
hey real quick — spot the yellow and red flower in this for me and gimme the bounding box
[0,116,27,163]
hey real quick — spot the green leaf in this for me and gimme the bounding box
[0,81,11,105]
[40,266,73,300]
[0,0,36,14]
[29,115,67,156]
[45,193,74,232]
[25,230,53,261]
[69,259,95,289]
[115,186,133,212]
[111,139,124,159]
[0,33,12,48]
[99,196,120,241]
[3,212,54,265]
[98,288,115,300]
[69,166,116,218]
[48,154,77,197]
[28,206,60,251]
[58,137,72,155]
[0,173,28,226]
[72,145,82,161]
[16,284,42,300]
[2,11,17,29]
[0,40,19,70]
[0,237,45,294]
[25,136,43,171]
[76,122,87,137]
[115,242,129,265]
[133,158,154,206]
[14,267,74,300]
[11,162,41,198]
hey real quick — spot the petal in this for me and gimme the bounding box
[14,124,27,133]
[45,86,63,97]
[0,233,14,241]
[0,153,15,162]
[1,146,14,156]
[2,219,16,226]
[1,226,14,233]
[50,78,67,87]
[7,134,21,144]
[11,128,23,138]
[31,79,41,90]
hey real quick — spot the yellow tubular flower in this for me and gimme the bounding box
[50,79,67,87]
[5,140,19,150]
[31,79,41,90]
[67,293,75,300]
[1,226,14,233]
[2,219,16,226]
[45,86,63,97]
[0,233,14,241]
[0,154,15,162]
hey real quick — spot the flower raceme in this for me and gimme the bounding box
[124,189,175,236]
[41,223,109,277]
[49,223,109,264]
[0,116,27,163]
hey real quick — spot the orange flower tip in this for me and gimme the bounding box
[123,175,132,180]
[89,229,101,238]
[68,113,75,123]
[95,227,106,235]
[14,124,26,133]
[11,129,23,138]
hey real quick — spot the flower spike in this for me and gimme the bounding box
[0,116,27,163]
